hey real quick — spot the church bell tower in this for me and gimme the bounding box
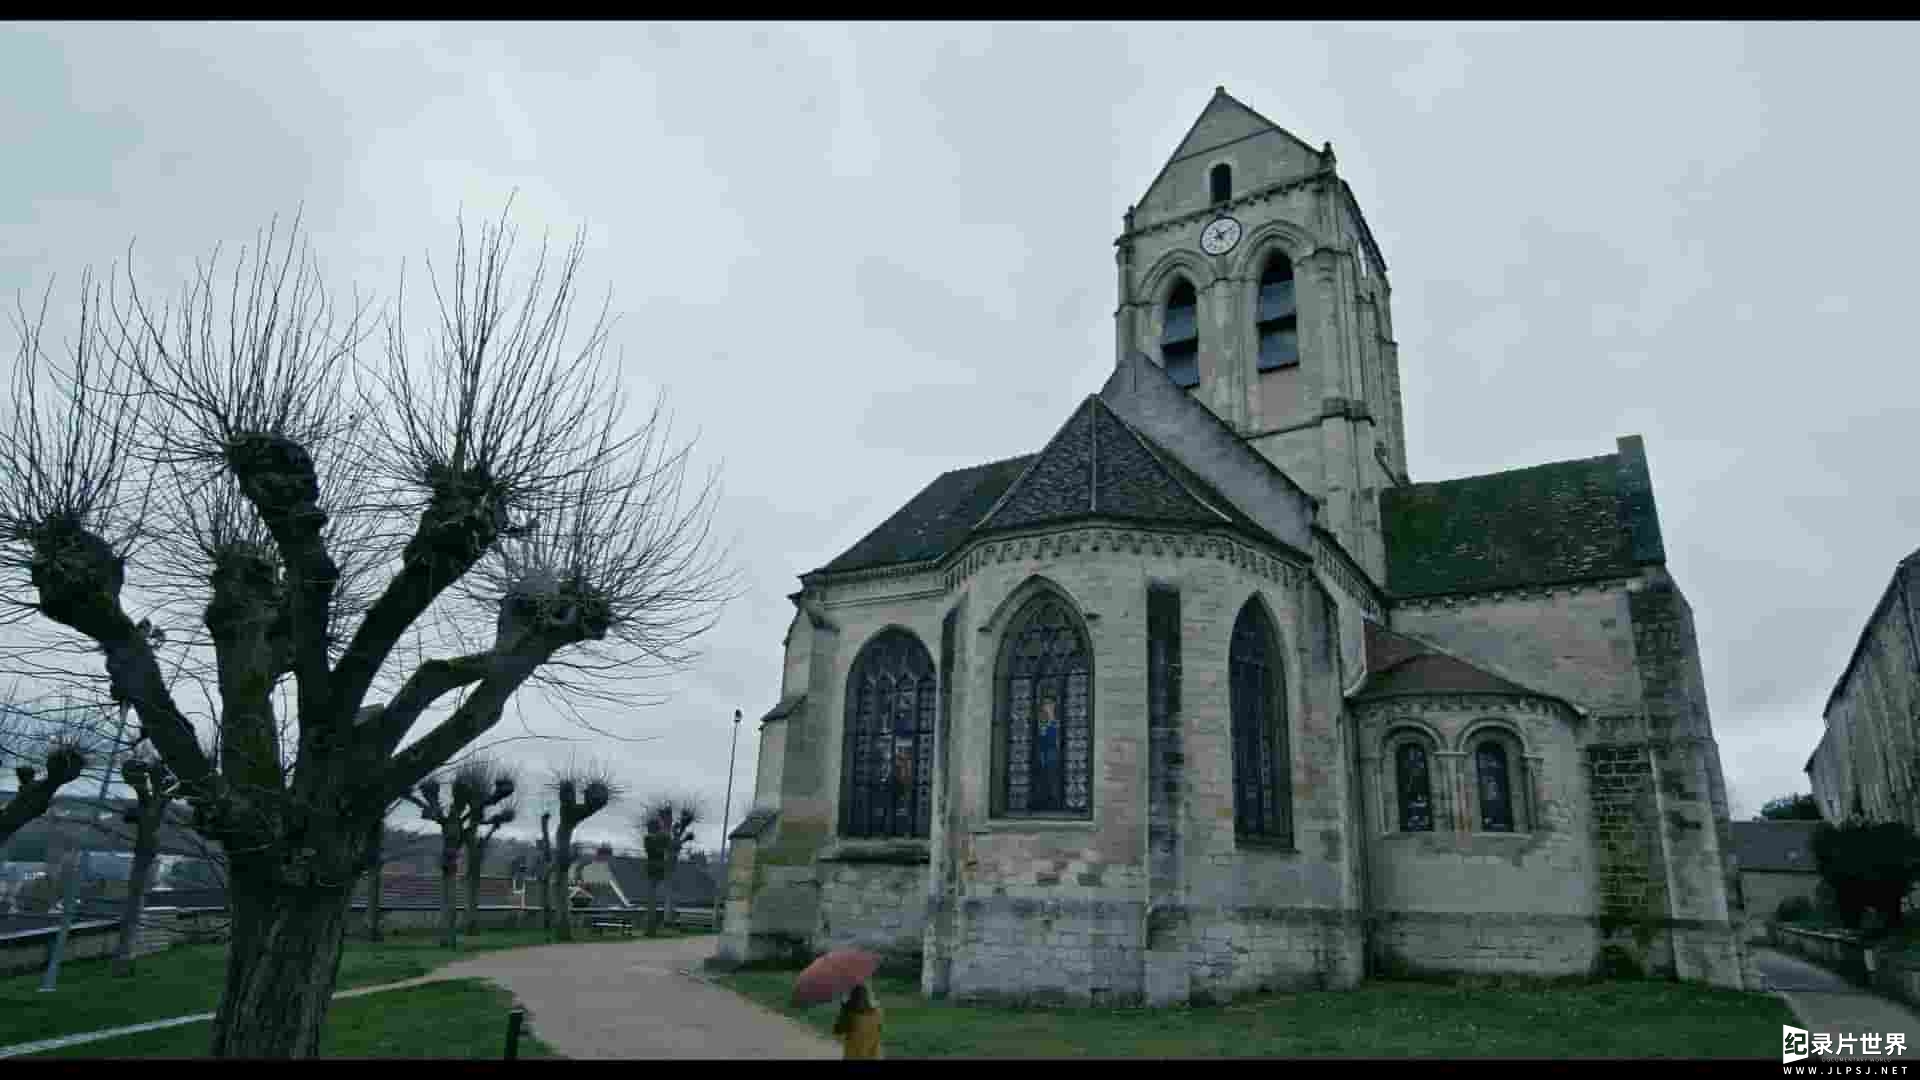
[1114,88,1405,583]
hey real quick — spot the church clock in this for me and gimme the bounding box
[1199,215,1242,256]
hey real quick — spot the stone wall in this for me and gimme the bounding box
[1372,912,1597,978]
[1813,559,1920,828]
[1741,870,1819,932]
[816,852,928,974]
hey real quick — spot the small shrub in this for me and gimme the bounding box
[1595,944,1645,980]
[1775,895,1814,924]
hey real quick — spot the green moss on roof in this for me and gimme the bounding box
[1382,446,1663,599]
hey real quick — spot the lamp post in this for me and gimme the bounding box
[714,708,741,932]
[42,700,132,992]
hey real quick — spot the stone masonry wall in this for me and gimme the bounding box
[816,858,930,975]
[1586,741,1674,976]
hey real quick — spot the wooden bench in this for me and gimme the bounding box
[587,918,634,937]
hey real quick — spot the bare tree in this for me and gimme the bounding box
[639,794,699,935]
[460,760,518,938]
[547,761,621,942]
[0,692,120,849]
[405,756,515,949]
[0,210,734,1056]
[110,746,178,976]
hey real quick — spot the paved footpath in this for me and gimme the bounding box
[1756,945,1920,1061]
[1,935,837,1060]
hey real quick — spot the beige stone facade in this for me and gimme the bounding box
[716,89,1752,1001]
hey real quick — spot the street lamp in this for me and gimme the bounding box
[714,707,741,932]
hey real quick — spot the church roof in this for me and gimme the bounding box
[977,396,1255,536]
[815,396,1285,577]
[1380,436,1665,600]
[819,453,1034,574]
[1351,621,1570,705]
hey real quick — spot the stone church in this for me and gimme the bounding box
[718,89,1754,1003]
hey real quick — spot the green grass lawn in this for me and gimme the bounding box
[718,970,1794,1058]
[30,978,558,1059]
[0,923,709,1049]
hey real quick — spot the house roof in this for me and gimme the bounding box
[1351,621,1571,706]
[1731,820,1821,873]
[1381,436,1665,599]
[604,856,721,908]
[349,870,523,910]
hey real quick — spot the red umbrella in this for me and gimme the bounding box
[791,948,880,1006]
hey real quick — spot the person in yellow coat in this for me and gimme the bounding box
[832,982,883,1059]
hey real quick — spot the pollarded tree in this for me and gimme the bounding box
[406,757,516,949]
[547,761,621,942]
[459,760,518,939]
[0,211,733,1056]
[638,795,699,935]
[0,691,121,850]
[111,745,179,976]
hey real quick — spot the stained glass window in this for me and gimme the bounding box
[1230,600,1290,841]
[840,629,936,838]
[998,594,1092,817]
[1476,740,1514,833]
[1397,741,1434,832]
[1256,256,1299,371]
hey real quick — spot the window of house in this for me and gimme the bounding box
[1210,163,1232,204]
[1230,599,1291,843]
[1396,740,1435,832]
[1475,738,1516,833]
[995,592,1093,818]
[1161,279,1200,389]
[1256,256,1299,371]
[840,628,937,839]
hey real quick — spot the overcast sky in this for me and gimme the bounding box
[4,21,1916,853]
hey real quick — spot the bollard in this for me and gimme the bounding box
[505,1007,526,1061]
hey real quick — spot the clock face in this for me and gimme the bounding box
[1200,216,1243,256]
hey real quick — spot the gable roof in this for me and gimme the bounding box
[1351,621,1573,707]
[1138,87,1322,210]
[977,397,1241,535]
[1381,436,1665,600]
[1730,820,1820,873]
[818,454,1034,575]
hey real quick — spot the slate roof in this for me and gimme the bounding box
[816,396,1282,578]
[730,807,778,841]
[1381,437,1665,599]
[1351,621,1565,704]
[1730,820,1821,873]
[819,453,1035,574]
[348,871,522,910]
[605,856,721,908]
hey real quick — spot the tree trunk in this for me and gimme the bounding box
[111,811,162,977]
[663,858,678,930]
[440,860,459,949]
[647,875,664,937]
[550,825,576,942]
[368,865,385,942]
[207,883,354,1058]
[463,842,484,939]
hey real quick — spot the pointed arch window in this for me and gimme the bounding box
[994,592,1094,818]
[1396,741,1435,832]
[1475,739,1515,833]
[1161,279,1200,389]
[840,628,936,839]
[1210,163,1232,204]
[1230,600,1291,842]
[1256,255,1299,371]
